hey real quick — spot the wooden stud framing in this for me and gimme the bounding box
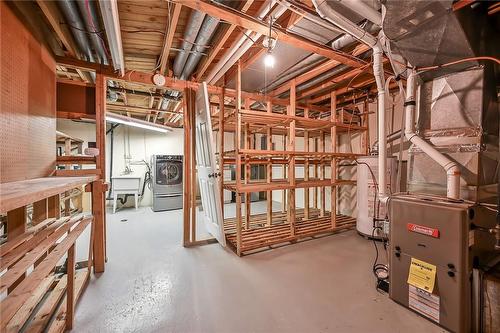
[159,3,182,75]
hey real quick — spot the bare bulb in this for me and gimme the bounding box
[264,53,275,68]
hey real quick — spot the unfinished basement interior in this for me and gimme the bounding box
[1,0,499,332]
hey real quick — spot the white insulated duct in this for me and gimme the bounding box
[404,71,461,199]
[312,0,387,198]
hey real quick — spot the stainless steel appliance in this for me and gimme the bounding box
[152,155,183,211]
[389,194,497,333]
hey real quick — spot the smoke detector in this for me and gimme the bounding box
[153,73,166,87]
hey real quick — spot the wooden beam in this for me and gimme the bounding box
[54,57,331,113]
[159,3,182,75]
[174,0,365,68]
[36,1,77,57]
[91,180,105,273]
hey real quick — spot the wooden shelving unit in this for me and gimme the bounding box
[0,175,106,331]
[213,62,368,256]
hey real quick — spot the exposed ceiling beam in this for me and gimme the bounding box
[174,0,365,68]
[271,44,370,96]
[36,0,77,57]
[195,0,255,81]
[308,77,376,104]
[220,6,306,85]
[159,3,182,75]
[55,56,331,112]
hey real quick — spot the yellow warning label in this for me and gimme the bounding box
[407,258,437,292]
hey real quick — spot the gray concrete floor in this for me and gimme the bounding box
[74,202,445,333]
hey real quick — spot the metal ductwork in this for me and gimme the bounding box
[76,0,108,65]
[382,0,478,80]
[332,21,378,50]
[173,11,206,77]
[57,0,95,62]
[174,1,238,80]
[206,0,286,84]
[180,15,220,80]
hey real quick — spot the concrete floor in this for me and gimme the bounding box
[74,203,445,333]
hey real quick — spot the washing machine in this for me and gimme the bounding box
[152,155,183,211]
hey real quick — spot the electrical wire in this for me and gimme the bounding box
[417,56,500,73]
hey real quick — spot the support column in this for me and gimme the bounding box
[330,92,337,228]
[266,101,273,226]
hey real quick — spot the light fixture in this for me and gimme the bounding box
[106,113,172,133]
[264,52,275,68]
[263,15,276,68]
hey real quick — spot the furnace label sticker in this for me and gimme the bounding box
[407,257,437,292]
[409,285,440,323]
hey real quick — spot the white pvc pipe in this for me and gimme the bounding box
[312,0,387,199]
[404,70,461,199]
[373,44,386,197]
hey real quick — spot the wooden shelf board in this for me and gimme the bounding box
[225,213,356,254]
[56,155,96,164]
[0,176,97,214]
[223,178,355,193]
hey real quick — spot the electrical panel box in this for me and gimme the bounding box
[389,194,497,333]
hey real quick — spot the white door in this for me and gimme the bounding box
[195,82,226,246]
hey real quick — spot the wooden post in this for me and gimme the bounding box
[91,180,105,273]
[95,73,107,260]
[320,131,326,216]
[235,61,243,249]
[7,206,26,240]
[266,100,273,226]
[190,90,197,243]
[244,123,251,230]
[183,88,192,246]
[304,131,310,220]
[281,134,287,213]
[95,73,106,179]
[289,81,296,235]
[66,244,75,330]
[330,91,337,228]
[47,195,61,219]
[236,193,242,256]
[313,138,318,210]
[32,199,48,225]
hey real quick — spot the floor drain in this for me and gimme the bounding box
[120,219,128,222]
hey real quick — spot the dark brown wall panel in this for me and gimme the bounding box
[1,2,56,183]
[57,83,96,115]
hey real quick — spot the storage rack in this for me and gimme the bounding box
[213,63,369,256]
[0,175,106,332]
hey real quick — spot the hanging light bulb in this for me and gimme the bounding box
[264,52,275,68]
[263,15,276,68]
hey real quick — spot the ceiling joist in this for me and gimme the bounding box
[174,0,366,68]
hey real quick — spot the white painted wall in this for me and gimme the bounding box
[57,119,184,208]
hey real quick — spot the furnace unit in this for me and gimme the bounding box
[389,194,497,333]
